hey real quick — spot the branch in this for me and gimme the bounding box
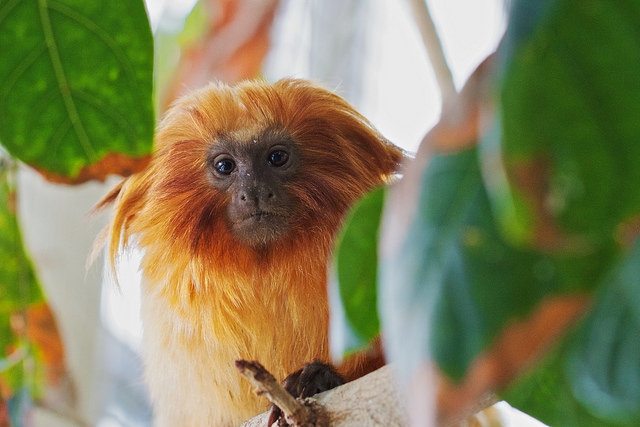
[238,363,406,427]
[406,0,457,105]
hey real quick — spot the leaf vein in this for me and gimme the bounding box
[47,0,140,94]
[0,45,47,108]
[47,119,73,158]
[38,0,97,164]
[0,0,21,28]
[73,89,138,144]
[25,86,64,146]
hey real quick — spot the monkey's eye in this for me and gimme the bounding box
[268,150,289,167]
[213,158,235,175]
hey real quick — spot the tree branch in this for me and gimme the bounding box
[237,363,406,427]
[406,0,457,105]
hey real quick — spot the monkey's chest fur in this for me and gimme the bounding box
[138,253,331,427]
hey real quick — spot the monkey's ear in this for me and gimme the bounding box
[353,128,407,178]
[337,104,406,176]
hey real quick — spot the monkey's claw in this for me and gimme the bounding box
[268,360,345,425]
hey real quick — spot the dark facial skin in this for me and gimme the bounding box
[207,130,298,246]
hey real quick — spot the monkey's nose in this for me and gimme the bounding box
[238,186,275,205]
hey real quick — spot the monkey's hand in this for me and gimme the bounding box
[268,360,345,426]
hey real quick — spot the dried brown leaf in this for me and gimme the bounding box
[0,397,9,427]
[435,295,590,425]
[161,0,279,110]
[35,153,151,185]
[12,303,67,386]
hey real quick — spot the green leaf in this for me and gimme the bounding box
[504,239,640,426]
[485,0,640,246]
[0,164,43,313]
[566,241,640,423]
[0,0,154,178]
[332,187,385,353]
[0,160,44,400]
[502,339,608,427]
[429,153,557,380]
[381,147,613,382]
[381,148,492,380]
[152,0,202,115]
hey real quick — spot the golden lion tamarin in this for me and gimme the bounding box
[98,79,402,426]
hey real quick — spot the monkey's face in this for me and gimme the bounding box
[136,79,402,258]
[207,129,297,246]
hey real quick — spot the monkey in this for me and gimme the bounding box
[97,78,403,426]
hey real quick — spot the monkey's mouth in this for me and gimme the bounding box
[232,210,290,245]
[249,210,278,220]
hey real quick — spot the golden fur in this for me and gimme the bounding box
[100,79,402,426]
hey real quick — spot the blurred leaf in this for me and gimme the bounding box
[23,303,67,388]
[504,239,640,426]
[152,0,203,115]
[333,187,385,353]
[0,162,43,330]
[377,55,496,385]
[6,387,29,427]
[503,339,607,427]
[428,148,559,380]
[0,0,154,182]
[377,0,640,424]
[330,42,494,389]
[0,161,40,422]
[384,147,598,380]
[0,396,9,427]
[407,148,490,379]
[160,0,278,109]
[567,251,640,423]
[0,161,71,421]
[483,0,640,248]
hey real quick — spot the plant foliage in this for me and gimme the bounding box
[0,0,154,181]
[334,0,640,424]
[0,0,154,424]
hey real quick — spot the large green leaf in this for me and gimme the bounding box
[381,147,612,382]
[373,0,640,422]
[504,240,640,426]
[484,0,640,246]
[332,187,385,354]
[0,0,154,179]
[380,148,508,380]
[429,150,557,380]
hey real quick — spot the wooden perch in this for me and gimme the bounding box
[236,362,406,427]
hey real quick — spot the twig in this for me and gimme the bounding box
[235,360,320,426]
[407,0,457,105]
